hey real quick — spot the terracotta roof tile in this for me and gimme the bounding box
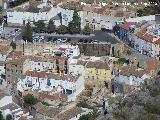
[114,11,125,17]
[58,48,66,51]
[136,26,148,38]
[8,51,23,59]
[86,61,110,70]
[24,71,79,82]
[145,60,160,74]
[153,38,160,45]
[83,6,95,12]
[6,57,27,65]
[0,45,11,55]
[120,22,137,30]
[76,60,87,66]
[142,33,155,42]
[25,71,47,78]
[94,7,106,15]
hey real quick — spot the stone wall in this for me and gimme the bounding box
[78,43,111,56]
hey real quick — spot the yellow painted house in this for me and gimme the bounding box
[85,61,112,82]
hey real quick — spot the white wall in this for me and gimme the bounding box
[115,74,144,86]
[0,65,5,76]
[126,15,155,23]
[152,43,160,59]
[7,7,58,24]
[69,64,85,76]
[0,96,13,107]
[0,54,7,61]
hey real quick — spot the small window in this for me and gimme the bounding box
[38,63,40,65]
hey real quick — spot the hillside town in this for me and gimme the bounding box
[0,0,160,120]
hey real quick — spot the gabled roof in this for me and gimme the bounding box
[76,60,87,66]
[114,11,125,17]
[153,38,160,45]
[8,51,23,59]
[33,102,60,118]
[142,33,155,42]
[86,61,110,70]
[120,22,137,30]
[57,107,85,120]
[58,48,66,51]
[0,45,11,55]
[145,59,160,74]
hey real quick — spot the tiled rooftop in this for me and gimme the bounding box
[24,70,79,82]
[86,61,110,70]
[57,106,85,120]
[119,66,145,78]
[120,22,137,30]
[33,102,60,118]
[76,60,87,66]
[0,45,11,55]
[145,59,160,74]
[8,50,23,59]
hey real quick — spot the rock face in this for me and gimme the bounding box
[105,78,160,120]
[78,43,111,56]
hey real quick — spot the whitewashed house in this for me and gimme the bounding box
[135,24,160,59]
[114,66,148,86]
[17,71,84,97]
[69,60,87,76]
[29,56,56,72]
[0,91,32,120]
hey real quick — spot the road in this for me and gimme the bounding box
[108,32,152,67]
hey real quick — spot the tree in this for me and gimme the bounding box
[10,41,16,50]
[68,10,81,34]
[137,10,143,17]
[0,7,3,14]
[57,25,67,34]
[47,19,55,33]
[6,114,12,120]
[83,24,92,35]
[34,20,46,33]
[0,111,4,120]
[78,109,100,120]
[78,113,90,120]
[23,22,33,42]
[114,58,127,65]
[125,49,132,56]
[23,94,38,107]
